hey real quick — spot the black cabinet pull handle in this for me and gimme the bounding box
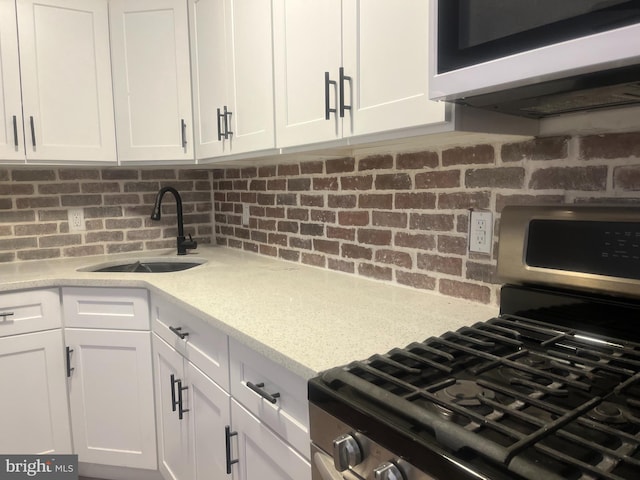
[339,67,352,118]
[217,107,224,141]
[170,374,178,412]
[12,115,18,147]
[169,326,189,339]
[180,119,187,148]
[66,347,74,378]
[0,311,14,320]
[324,71,337,120]
[223,106,233,138]
[177,379,189,420]
[246,381,280,404]
[29,116,36,147]
[225,425,239,474]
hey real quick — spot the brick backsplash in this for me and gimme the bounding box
[213,131,640,306]
[0,168,213,262]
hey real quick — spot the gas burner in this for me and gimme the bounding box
[497,355,564,385]
[587,401,630,425]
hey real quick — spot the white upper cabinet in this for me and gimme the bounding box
[0,0,116,164]
[342,0,445,137]
[189,0,276,161]
[110,0,194,163]
[273,0,343,148]
[273,0,446,149]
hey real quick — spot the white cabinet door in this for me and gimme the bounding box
[154,334,192,480]
[187,361,231,479]
[273,0,343,148]
[65,328,156,469]
[16,0,116,163]
[0,330,72,454]
[0,0,24,162]
[190,0,275,160]
[110,0,194,163]
[342,0,446,136]
[230,399,311,480]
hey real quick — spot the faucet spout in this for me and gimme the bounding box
[150,186,197,255]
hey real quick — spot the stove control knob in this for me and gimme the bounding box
[374,462,406,480]
[332,433,362,472]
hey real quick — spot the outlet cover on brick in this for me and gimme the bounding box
[469,210,492,254]
[68,208,86,232]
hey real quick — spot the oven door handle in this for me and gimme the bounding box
[313,450,345,480]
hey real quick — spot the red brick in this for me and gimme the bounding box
[417,253,462,275]
[279,249,300,262]
[258,165,277,177]
[241,167,257,178]
[264,207,285,218]
[409,213,454,232]
[396,150,438,169]
[341,175,373,191]
[396,271,436,290]
[375,173,412,190]
[313,177,339,190]
[300,223,324,236]
[278,163,300,176]
[328,195,357,208]
[357,229,392,246]
[502,136,569,162]
[243,242,259,253]
[257,193,275,205]
[394,232,436,250]
[311,210,336,223]
[442,145,494,166]
[301,161,324,174]
[466,261,499,284]
[613,165,640,191]
[290,237,312,250]
[268,233,288,246]
[358,263,392,281]
[439,279,491,304]
[278,221,299,233]
[438,192,490,210]
[338,211,369,226]
[372,211,407,228]
[358,194,393,209]
[276,193,297,205]
[528,166,607,191]
[328,258,355,274]
[327,226,355,241]
[438,235,468,255]
[374,249,412,268]
[287,178,311,191]
[260,244,278,256]
[301,194,324,207]
[302,252,326,267]
[250,179,267,191]
[465,167,525,188]
[12,169,56,181]
[313,239,340,255]
[267,179,286,190]
[395,192,436,209]
[358,154,393,171]
[342,244,372,260]
[326,157,355,173]
[287,208,309,220]
[580,132,640,160]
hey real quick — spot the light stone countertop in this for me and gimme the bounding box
[0,246,499,380]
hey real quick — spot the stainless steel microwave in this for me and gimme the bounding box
[429,0,640,118]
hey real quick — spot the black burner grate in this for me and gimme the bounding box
[322,316,640,480]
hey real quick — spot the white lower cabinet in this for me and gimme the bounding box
[230,399,310,480]
[0,289,71,455]
[65,328,157,469]
[153,333,231,480]
[0,329,72,454]
[61,287,157,476]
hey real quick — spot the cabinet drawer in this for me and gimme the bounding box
[151,294,229,391]
[229,338,310,459]
[62,287,149,330]
[0,288,61,337]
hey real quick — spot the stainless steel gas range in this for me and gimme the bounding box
[308,205,640,480]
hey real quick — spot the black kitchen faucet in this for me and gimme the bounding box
[150,186,198,255]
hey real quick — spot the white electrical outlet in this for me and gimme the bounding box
[68,208,86,232]
[469,210,492,254]
[242,204,250,226]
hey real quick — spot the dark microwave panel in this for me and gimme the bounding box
[437,0,639,74]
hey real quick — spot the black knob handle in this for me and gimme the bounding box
[217,107,224,141]
[223,106,233,138]
[12,116,18,147]
[29,116,36,147]
[170,374,178,412]
[246,381,280,404]
[180,119,187,148]
[177,380,189,420]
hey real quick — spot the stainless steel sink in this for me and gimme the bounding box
[79,258,206,273]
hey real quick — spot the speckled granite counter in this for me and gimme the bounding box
[0,246,498,379]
